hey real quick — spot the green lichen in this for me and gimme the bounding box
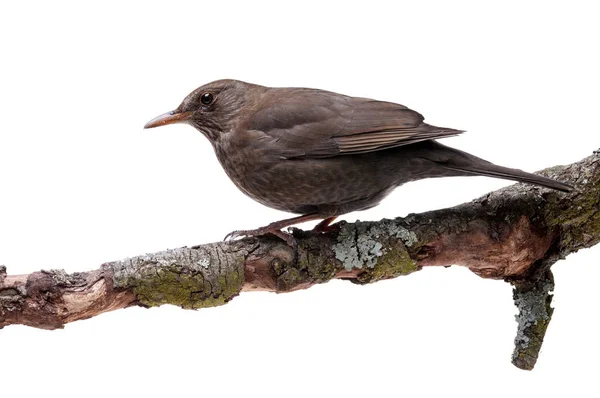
[542,158,600,254]
[109,247,245,309]
[333,223,365,271]
[130,265,242,309]
[274,237,340,291]
[331,220,421,284]
[303,254,339,283]
[511,274,554,371]
[393,225,418,247]
[354,240,420,284]
[276,267,303,291]
[512,314,553,371]
[298,240,338,283]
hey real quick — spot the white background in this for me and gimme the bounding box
[1,1,599,397]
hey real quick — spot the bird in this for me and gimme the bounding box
[144,79,572,244]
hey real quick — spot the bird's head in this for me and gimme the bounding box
[144,79,259,141]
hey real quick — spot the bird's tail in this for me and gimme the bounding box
[425,141,573,192]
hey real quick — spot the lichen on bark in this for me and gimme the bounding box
[332,220,421,283]
[541,156,600,255]
[107,243,246,309]
[510,271,555,370]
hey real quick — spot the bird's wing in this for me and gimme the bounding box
[246,88,463,159]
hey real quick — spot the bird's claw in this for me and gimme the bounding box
[224,228,267,242]
[224,228,296,247]
[223,230,245,241]
[313,220,345,233]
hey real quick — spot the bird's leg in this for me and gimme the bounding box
[312,216,339,233]
[224,213,324,245]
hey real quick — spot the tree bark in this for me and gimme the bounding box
[1,150,598,370]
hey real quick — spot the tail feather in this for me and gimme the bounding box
[445,163,573,192]
[426,141,573,192]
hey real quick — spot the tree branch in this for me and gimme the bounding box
[1,150,598,370]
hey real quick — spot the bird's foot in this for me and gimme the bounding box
[224,227,296,246]
[224,213,329,247]
[312,216,341,233]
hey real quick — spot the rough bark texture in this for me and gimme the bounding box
[1,150,598,370]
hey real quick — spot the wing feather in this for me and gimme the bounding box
[246,87,463,159]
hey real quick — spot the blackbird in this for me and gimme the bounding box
[145,79,572,243]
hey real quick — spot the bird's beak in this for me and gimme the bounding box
[144,110,192,129]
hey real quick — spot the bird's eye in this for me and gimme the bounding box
[200,92,214,105]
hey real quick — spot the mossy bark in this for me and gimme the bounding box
[510,270,555,370]
[108,244,247,309]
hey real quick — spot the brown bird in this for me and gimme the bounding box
[145,79,572,244]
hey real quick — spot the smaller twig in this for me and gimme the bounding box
[510,270,555,370]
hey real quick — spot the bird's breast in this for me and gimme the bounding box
[213,139,277,204]
[211,139,407,215]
